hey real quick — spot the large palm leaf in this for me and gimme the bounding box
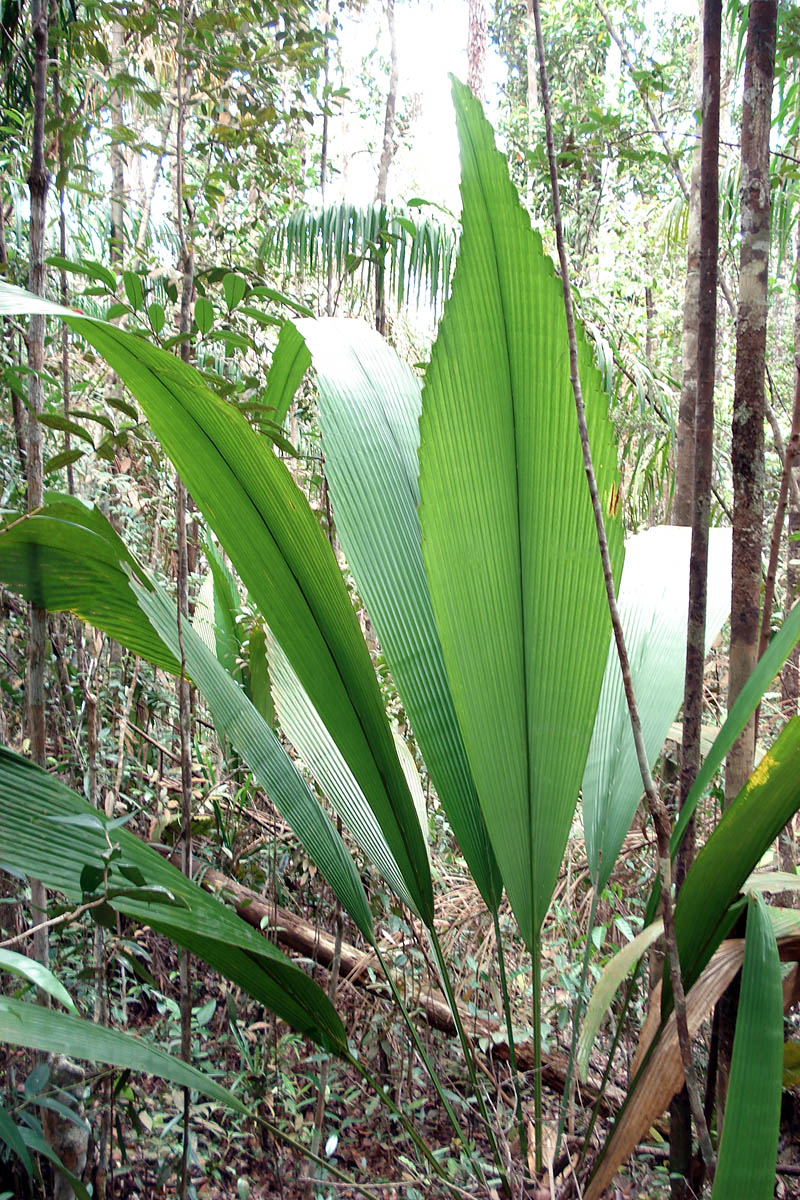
[0,747,347,1053]
[290,317,502,910]
[583,525,732,892]
[0,282,433,926]
[417,79,625,950]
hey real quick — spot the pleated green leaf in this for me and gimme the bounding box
[0,281,433,926]
[417,79,624,948]
[0,746,347,1053]
[293,317,502,910]
[203,536,241,678]
[264,321,311,430]
[0,499,375,944]
[583,526,731,891]
[133,580,376,943]
[670,598,800,861]
[0,497,178,673]
[267,630,418,913]
[711,893,782,1200]
[673,715,800,997]
[0,997,248,1114]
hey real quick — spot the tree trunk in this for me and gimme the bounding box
[672,142,702,526]
[467,0,487,100]
[26,0,51,975]
[781,225,800,731]
[672,0,722,1192]
[725,0,777,806]
[375,0,398,336]
[109,21,126,267]
[376,0,397,205]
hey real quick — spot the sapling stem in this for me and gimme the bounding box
[428,926,512,1196]
[531,937,543,1175]
[493,908,528,1165]
[373,942,488,1186]
[530,0,716,1176]
[555,886,599,1160]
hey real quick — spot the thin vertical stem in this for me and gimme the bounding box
[493,908,528,1165]
[555,886,600,1160]
[27,0,51,981]
[530,0,716,1176]
[428,927,511,1195]
[531,936,543,1175]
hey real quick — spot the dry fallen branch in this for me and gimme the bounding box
[198,866,628,1114]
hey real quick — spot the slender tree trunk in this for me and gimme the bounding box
[525,0,538,208]
[0,175,26,474]
[26,0,51,975]
[175,6,195,1193]
[375,0,397,336]
[109,21,126,268]
[715,0,779,1143]
[467,0,487,100]
[725,0,778,804]
[781,222,800,730]
[671,1,722,1193]
[376,0,397,205]
[673,142,702,525]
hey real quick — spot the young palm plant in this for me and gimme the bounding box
[3,81,800,1197]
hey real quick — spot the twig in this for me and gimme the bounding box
[531,0,716,1178]
[0,895,109,949]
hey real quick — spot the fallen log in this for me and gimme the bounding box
[199,866,627,1115]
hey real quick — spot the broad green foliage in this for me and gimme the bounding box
[291,316,502,910]
[6,77,800,1196]
[672,715,800,997]
[583,525,731,892]
[711,894,782,1200]
[0,747,347,1053]
[0,496,377,944]
[0,997,248,1115]
[418,78,624,948]
[0,284,434,927]
[0,496,178,673]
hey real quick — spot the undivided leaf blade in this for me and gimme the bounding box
[0,497,375,944]
[295,316,502,910]
[583,526,731,891]
[711,893,782,1200]
[264,321,311,430]
[0,997,246,1113]
[673,716,800,995]
[0,497,178,672]
[267,630,419,913]
[577,918,664,1083]
[0,280,433,925]
[0,948,78,1013]
[134,580,376,943]
[0,746,347,1054]
[417,79,624,947]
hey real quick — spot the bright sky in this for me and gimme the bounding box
[322,0,698,215]
[323,0,504,213]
